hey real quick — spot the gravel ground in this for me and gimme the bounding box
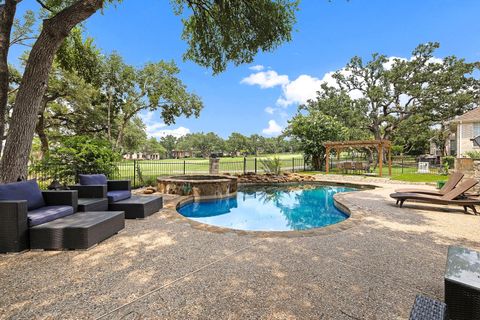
[1,178,479,319]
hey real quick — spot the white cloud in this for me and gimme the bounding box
[262,120,283,136]
[148,126,191,139]
[382,56,406,70]
[245,53,443,109]
[249,65,265,71]
[276,74,323,107]
[241,70,289,89]
[427,57,443,64]
[264,106,275,114]
[141,111,190,138]
[264,106,289,119]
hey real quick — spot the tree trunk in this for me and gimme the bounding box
[115,118,128,152]
[35,99,49,159]
[311,154,323,171]
[0,0,17,155]
[0,0,104,183]
[115,111,137,151]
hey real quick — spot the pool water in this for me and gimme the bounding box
[178,184,355,231]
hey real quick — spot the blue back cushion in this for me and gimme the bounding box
[79,174,107,185]
[0,179,45,210]
[107,190,132,203]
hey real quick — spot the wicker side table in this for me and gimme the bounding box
[444,246,480,320]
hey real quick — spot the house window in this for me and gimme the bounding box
[474,123,480,138]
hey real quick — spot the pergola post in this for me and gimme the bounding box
[325,146,330,174]
[388,145,392,176]
[378,143,383,177]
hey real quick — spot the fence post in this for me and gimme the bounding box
[401,156,404,174]
[133,160,136,188]
[292,158,295,173]
[303,158,306,172]
[243,157,247,174]
[183,160,186,175]
[254,158,257,174]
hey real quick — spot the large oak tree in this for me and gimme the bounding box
[0,0,299,182]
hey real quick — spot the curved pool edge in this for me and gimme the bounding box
[160,182,373,238]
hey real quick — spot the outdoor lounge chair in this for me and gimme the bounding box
[354,162,364,173]
[390,178,480,215]
[395,172,464,196]
[343,162,353,173]
[0,179,124,252]
[71,174,162,219]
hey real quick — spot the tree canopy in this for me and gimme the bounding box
[0,0,300,182]
[295,43,480,159]
[286,111,348,170]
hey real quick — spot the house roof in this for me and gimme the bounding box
[453,107,480,122]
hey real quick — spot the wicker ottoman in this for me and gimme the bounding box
[29,211,125,250]
[78,198,108,212]
[108,195,162,219]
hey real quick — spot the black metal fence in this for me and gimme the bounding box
[327,155,442,175]
[29,157,308,189]
[28,155,444,189]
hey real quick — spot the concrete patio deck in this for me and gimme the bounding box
[1,177,479,319]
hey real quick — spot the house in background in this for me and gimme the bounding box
[451,107,480,157]
[123,152,162,160]
[171,150,194,158]
[429,135,456,157]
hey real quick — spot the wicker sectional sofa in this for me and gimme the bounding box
[0,179,125,253]
[70,174,163,219]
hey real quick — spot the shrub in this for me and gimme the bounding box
[464,151,480,160]
[391,145,404,156]
[31,136,120,185]
[440,155,455,175]
[260,157,282,175]
[142,176,157,187]
[441,155,455,168]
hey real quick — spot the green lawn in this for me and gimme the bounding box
[114,153,305,186]
[298,171,448,183]
[390,173,448,183]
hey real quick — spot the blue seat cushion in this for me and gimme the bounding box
[0,179,45,210]
[79,174,107,185]
[107,190,131,203]
[27,205,75,227]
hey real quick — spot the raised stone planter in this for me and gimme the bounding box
[457,159,480,192]
[236,172,317,184]
[157,175,237,200]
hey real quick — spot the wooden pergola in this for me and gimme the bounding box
[324,140,392,177]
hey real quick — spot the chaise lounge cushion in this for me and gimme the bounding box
[0,179,45,210]
[79,174,108,186]
[107,190,131,203]
[27,205,75,227]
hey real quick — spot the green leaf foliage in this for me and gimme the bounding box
[302,42,480,156]
[259,157,282,175]
[286,111,348,170]
[32,136,120,184]
[172,0,299,74]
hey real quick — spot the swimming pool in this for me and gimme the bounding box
[177,184,356,231]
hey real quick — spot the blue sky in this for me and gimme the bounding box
[10,0,480,138]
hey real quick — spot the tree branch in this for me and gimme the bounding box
[35,0,53,12]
